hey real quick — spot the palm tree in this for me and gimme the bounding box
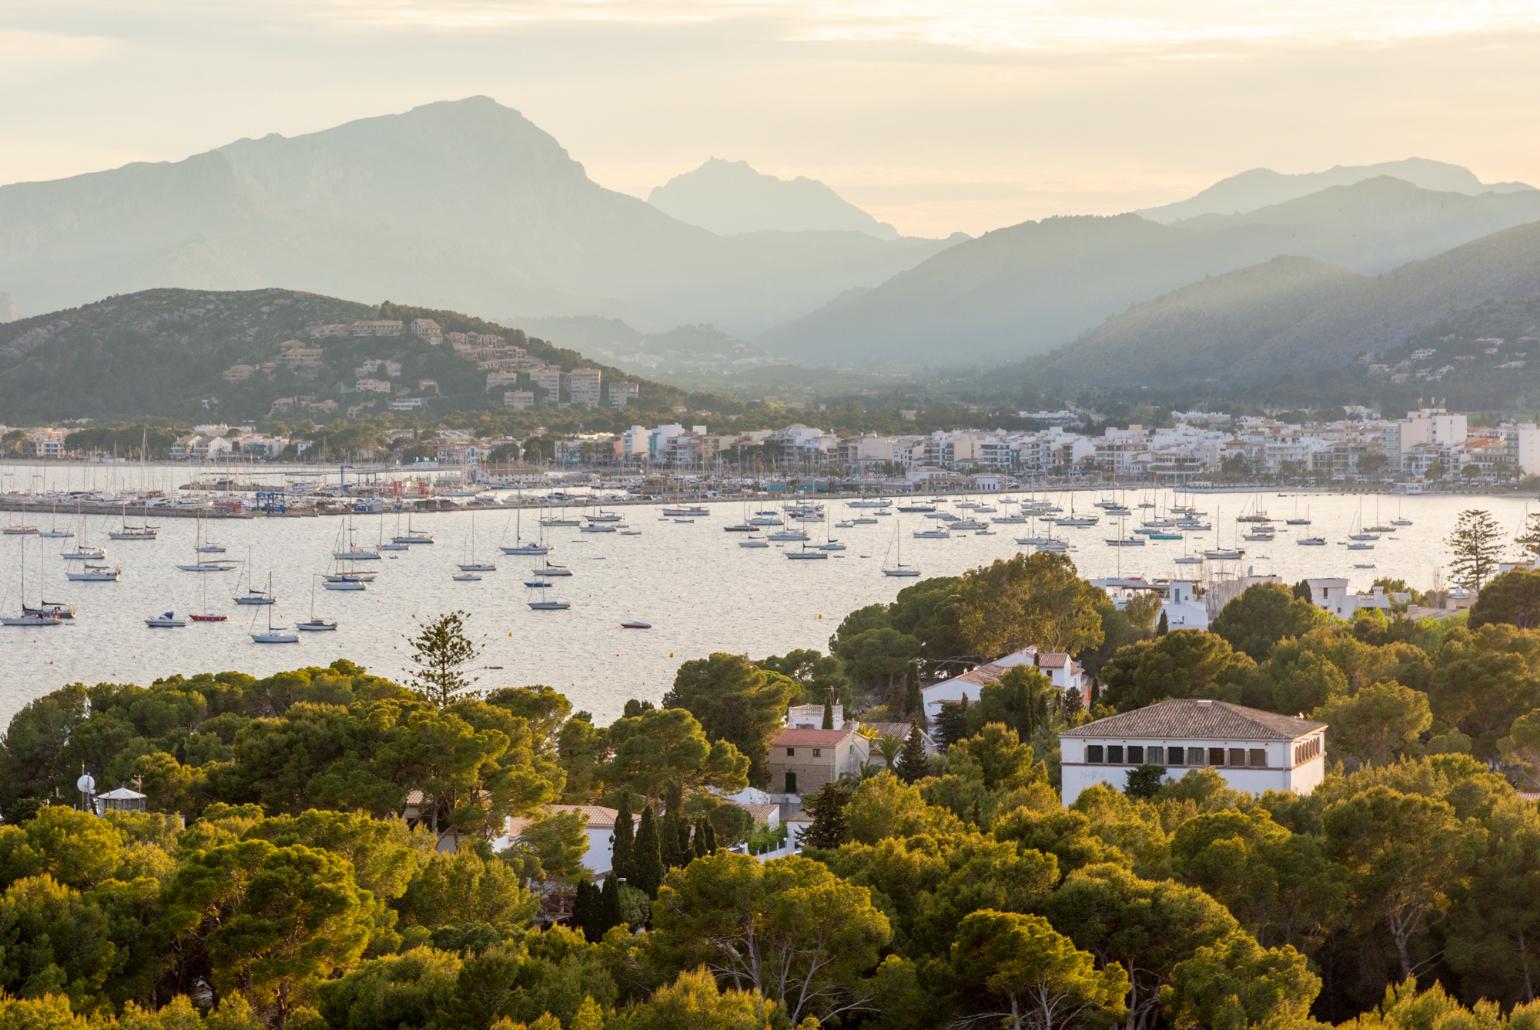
[875,733,904,770]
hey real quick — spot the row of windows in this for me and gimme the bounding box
[1083,744,1269,769]
[1294,736,1322,764]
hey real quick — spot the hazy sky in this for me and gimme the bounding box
[5,0,1540,236]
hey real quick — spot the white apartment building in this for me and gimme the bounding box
[529,367,563,400]
[1060,698,1327,803]
[923,646,1086,720]
[410,318,443,344]
[566,367,603,409]
[350,320,404,337]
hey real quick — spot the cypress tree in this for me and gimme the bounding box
[1156,610,1169,636]
[611,793,635,882]
[572,878,599,942]
[895,724,929,783]
[675,813,693,865]
[633,805,665,898]
[821,695,835,729]
[599,872,623,933]
[692,817,710,858]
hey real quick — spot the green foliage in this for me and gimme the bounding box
[631,807,664,900]
[1211,582,1331,661]
[650,852,891,1024]
[664,654,800,787]
[1470,569,1540,630]
[1100,631,1257,711]
[895,725,929,783]
[949,909,1129,1029]
[955,553,1105,658]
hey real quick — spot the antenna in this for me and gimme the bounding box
[76,772,96,812]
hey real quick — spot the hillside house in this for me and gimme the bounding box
[766,726,870,795]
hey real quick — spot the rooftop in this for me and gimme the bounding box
[774,727,861,747]
[1063,698,1326,741]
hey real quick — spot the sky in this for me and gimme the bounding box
[4,0,1540,237]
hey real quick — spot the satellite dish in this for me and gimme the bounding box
[76,774,96,794]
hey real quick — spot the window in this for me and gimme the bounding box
[1207,747,1225,766]
[785,772,797,793]
[1188,747,1205,765]
[786,748,795,756]
[1128,745,1145,764]
[1158,746,1177,766]
[1249,749,1267,768]
[812,748,822,758]
[1107,745,1124,764]
[1086,745,1104,763]
[1293,736,1322,765]
[1228,748,1246,767]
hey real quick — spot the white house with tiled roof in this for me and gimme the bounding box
[922,646,1086,720]
[766,726,870,795]
[1059,698,1327,803]
[494,804,635,876]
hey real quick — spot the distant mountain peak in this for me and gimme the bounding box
[648,159,900,239]
[1141,158,1534,223]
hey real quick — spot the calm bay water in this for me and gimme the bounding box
[0,469,1531,727]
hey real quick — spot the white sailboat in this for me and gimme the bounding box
[234,553,276,604]
[250,599,300,644]
[297,576,338,631]
[4,538,65,626]
[501,501,550,555]
[458,511,497,572]
[882,523,920,577]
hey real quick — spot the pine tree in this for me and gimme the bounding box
[801,782,850,849]
[633,805,665,898]
[611,793,635,883]
[1449,508,1505,591]
[935,697,970,749]
[599,872,623,934]
[895,724,929,783]
[1156,610,1169,636]
[1517,512,1540,561]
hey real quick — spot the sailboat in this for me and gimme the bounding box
[190,566,227,622]
[501,502,550,555]
[457,511,496,572]
[108,502,158,541]
[249,598,300,643]
[817,508,846,551]
[527,580,570,609]
[4,538,65,626]
[234,554,275,604]
[38,503,73,539]
[392,511,433,545]
[333,517,381,561]
[62,505,105,560]
[786,536,830,560]
[297,576,338,631]
[177,513,238,572]
[1390,496,1413,527]
[1201,505,1244,561]
[882,523,920,577]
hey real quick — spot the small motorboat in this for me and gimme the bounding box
[189,612,228,622]
[297,618,338,632]
[451,572,483,582]
[621,620,652,629]
[145,611,187,628]
[528,600,571,610]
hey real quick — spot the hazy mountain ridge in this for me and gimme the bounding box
[1029,220,1540,394]
[0,98,951,335]
[1139,157,1534,222]
[648,158,899,239]
[760,175,1540,367]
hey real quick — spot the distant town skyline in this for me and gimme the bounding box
[5,0,1540,236]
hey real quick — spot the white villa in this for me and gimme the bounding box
[1059,698,1327,803]
[1304,578,1394,620]
[496,804,632,876]
[923,646,1087,720]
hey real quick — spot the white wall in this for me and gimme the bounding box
[1059,734,1324,804]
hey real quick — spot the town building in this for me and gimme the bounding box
[1059,698,1327,803]
[495,804,632,876]
[765,726,870,795]
[351,319,404,337]
[922,646,1085,720]
[410,318,443,344]
[566,367,603,409]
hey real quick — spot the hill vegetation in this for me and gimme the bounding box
[0,288,713,422]
[1027,219,1540,400]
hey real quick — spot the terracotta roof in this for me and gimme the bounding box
[505,804,620,837]
[774,727,860,747]
[1063,699,1326,741]
[861,721,930,741]
[734,802,780,823]
[1036,653,1070,669]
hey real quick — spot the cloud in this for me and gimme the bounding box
[0,29,117,76]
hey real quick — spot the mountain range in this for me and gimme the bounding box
[762,176,1540,367]
[648,158,899,239]
[6,96,1540,406]
[0,98,948,336]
